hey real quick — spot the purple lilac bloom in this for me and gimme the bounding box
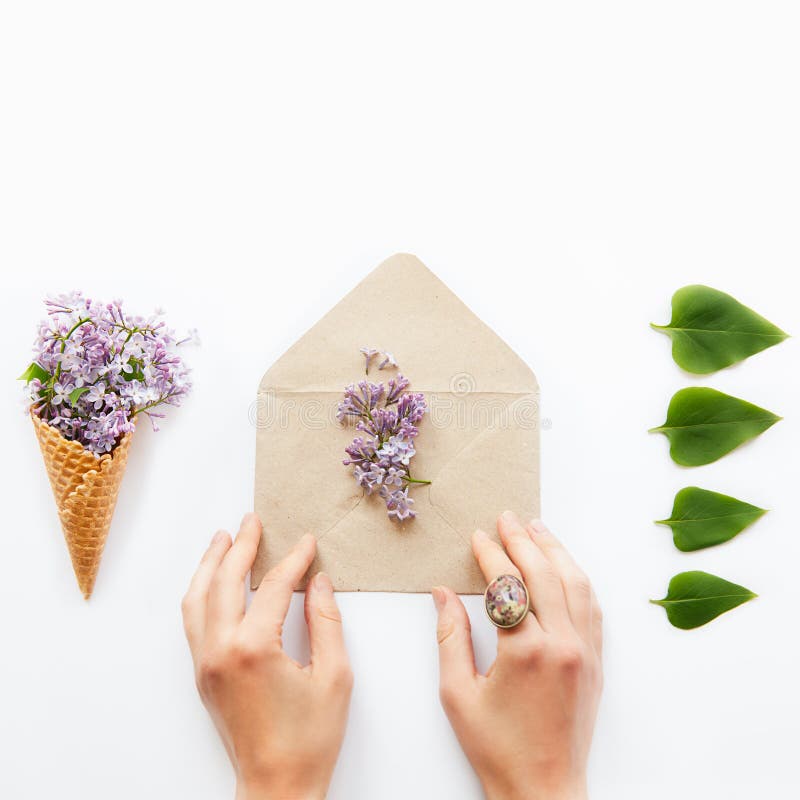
[383,487,415,521]
[385,375,410,404]
[338,353,429,522]
[20,292,193,456]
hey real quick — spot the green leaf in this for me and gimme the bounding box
[18,362,51,384]
[651,571,757,629]
[656,486,767,551]
[122,356,145,382]
[650,387,781,466]
[69,386,90,406]
[652,284,788,374]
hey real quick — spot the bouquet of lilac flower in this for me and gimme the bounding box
[338,349,429,522]
[20,292,193,599]
[21,292,193,455]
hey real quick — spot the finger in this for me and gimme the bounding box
[206,513,262,637]
[497,511,571,633]
[472,528,522,583]
[471,530,542,639]
[181,530,232,655]
[244,532,317,643]
[304,572,351,682]
[433,586,478,710]
[526,519,593,642]
[591,588,603,657]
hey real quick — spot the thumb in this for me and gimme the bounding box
[305,572,351,683]
[433,586,477,707]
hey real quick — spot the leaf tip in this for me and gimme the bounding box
[18,361,51,384]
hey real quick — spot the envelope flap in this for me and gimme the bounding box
[258,253,538,395]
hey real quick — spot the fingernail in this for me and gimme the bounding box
[529,518,547,534]
[473,528,489,542]
[432,586,447,612]
[211,530,226,545]
[314,571,333,592]
[299,533,315,547]
[242,512,259,525]
[501,510,519,525]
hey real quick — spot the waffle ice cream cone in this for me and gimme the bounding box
[32,412,132,599]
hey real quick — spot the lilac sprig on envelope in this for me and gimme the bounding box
[338,350,430,521]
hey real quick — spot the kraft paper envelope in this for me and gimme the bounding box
[252,253,539,593]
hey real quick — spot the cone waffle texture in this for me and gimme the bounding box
[32,412,132,599]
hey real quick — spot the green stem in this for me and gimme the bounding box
[403,476,431,485]
[133,391,178,416]
[53,316,92,382]
[119,329,134,356]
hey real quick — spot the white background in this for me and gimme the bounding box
[2,2,799,798]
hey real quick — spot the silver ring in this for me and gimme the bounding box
[484,574,530,629]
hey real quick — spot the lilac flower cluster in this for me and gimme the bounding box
[20,292,194,455]
[338,351,429,522]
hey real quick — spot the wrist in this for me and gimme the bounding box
[236,777,326,800]
[485,790,586,800]
[483,774,587,800]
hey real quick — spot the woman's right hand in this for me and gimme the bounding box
[432,512,603,800]
[182,514,353,800]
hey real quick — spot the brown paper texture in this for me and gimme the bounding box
[252,253,539,593]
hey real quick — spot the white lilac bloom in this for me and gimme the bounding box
[360,346,399,374]
[383,466,405,488]
[50,382,73,406]
[20,292,193,456]
[384,487,415,521]
[84,383,107,411]
[353,463,386,494]
[378,351,397,370]
[339,352,429,522]
[377,435,416,468]
[359,347,379,374]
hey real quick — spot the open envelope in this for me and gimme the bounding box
[252,253,539,593]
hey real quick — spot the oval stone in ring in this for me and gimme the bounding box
[484,574,530,629]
